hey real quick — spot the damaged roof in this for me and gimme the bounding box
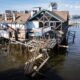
[29,9,69,22]
[0,10,69,24]
[49,11,69,21]
[0,12,31,23]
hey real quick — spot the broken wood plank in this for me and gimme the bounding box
[25,54,43,64]
[31,56,49,77]
[59,45,69,48]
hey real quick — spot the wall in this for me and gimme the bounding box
[62,21,68,39]
[25,21,39,29]
[8,23,26,40]
[0,30,9,38]
[28,27,52,36]
[8,23,25,29]
[25,21,53,37]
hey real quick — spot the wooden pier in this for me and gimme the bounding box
[8,37,57,76]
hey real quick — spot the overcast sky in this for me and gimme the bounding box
[0,0,80,15]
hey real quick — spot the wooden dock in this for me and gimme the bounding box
[9,38,57,76]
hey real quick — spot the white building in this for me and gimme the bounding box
[0,3,69,41]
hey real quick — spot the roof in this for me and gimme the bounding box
[15,13,31,23]
[29,9,69,22]
[0,10,69,24]
[49,11,69,21]
[0,13,31,23]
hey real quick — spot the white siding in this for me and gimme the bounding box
[25,21,39,29]
[0,30,9,38]
[8,24,25,29]
[29,27,51,36]
[43,27,51,33]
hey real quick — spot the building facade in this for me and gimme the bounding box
[0,3,69,41]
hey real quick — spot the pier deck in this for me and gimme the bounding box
[9,38,57,76]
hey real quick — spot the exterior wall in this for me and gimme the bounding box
[25,21,40,37]
[8,24,25,29]
[28,27,52,37]
[25,21,54,37]
[18,29,26,39]
[8,23,26,40]
[25,21,39,29]
[62,21,68,39]
[62,21,68,32]
[0,30,9,38]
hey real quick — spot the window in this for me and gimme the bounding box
[39,22,43,28]
[50,22,55,27]
[50,23,53,26]
[44,22,49,27]
[17,28,20,34]
[9,32,12,38]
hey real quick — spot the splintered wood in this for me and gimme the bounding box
[24,39,56,76]
[10,38,56,76]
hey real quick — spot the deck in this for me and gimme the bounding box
[9,38,57,76]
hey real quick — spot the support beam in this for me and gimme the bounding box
[55,23,61,29]
[61,22,63,30]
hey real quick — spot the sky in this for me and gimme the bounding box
[0,0,80,15]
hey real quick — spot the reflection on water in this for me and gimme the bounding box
[0,26,80,80]
[0,44,28,72]
[0,44,33,80]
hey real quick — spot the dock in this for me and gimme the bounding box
[7,37,56,76]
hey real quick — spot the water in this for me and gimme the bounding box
[0,26,80,80]
[60,26,80,80]
[58,26,80,80]
[0,44,33,80]
[42,26,80,80]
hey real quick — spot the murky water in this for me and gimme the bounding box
[60,26,80,80]
[0,44,32,80]
[0,26,80,80]
[43,25,80,80]
[0,44,28,72]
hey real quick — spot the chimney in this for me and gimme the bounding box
[49,2,57,11]
[31,7,42,17]
[12,13,16,21]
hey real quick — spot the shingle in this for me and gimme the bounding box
[0,12,31,23]
[48,11,69,21]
